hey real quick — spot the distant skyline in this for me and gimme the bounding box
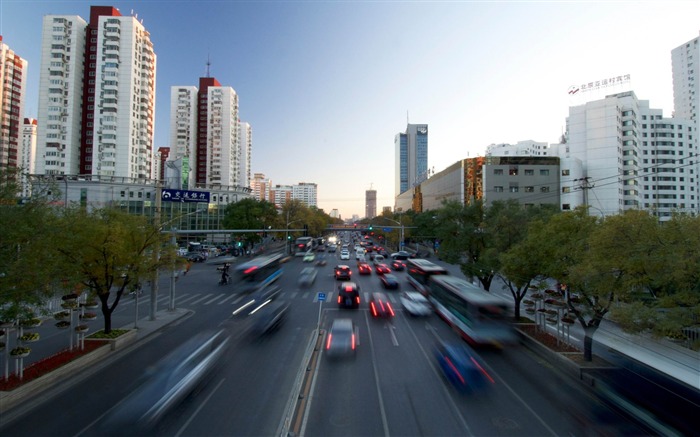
[2,1,699,218]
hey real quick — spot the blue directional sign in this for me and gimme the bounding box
[383,227,392,232]
[161,189,210,203]
[317,292,326,302]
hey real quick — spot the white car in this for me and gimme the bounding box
[400,291,432,316]
[340,250,350,260]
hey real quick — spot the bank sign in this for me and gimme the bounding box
[161,189,210,203]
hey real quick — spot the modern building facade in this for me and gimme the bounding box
[35,6,156,180]
[365,189,376,219]
[270,184,292,207]
[0,36,28,171]
[169,85,198,187]
[251,173,271,202]
[671,32,699,124]
[239,122,252,188]
[395,123,428,196]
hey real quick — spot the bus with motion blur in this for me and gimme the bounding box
[233,253,284,294]
[406,258,448,295]
[294,236,314,256]
[427,275,517,348]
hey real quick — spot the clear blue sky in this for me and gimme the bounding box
[2,1,699,218]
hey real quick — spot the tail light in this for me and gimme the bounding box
[370,302,377,317]
[337,296,341,304]
[351,333,356,350]
[471,357,495,383]
[326,334,332,349]
[387,303,395,317]
[356,296,360,304]
[445,356,465,384]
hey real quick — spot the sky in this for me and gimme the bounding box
[1,0,699,219]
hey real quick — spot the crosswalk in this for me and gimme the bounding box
[117,290,402,308]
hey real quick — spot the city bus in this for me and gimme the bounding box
[427,275,516,347]
[406,258,448,295]
[233,253,284,294]
[294,236,314,256]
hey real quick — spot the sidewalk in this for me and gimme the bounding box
[0,308,191,422]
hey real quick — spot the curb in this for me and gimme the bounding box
[0,342,112,415]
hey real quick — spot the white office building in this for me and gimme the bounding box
[293,182,318,208]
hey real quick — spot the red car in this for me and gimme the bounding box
[375,263,391,275]
[358,262,372,275]
[391,260,405,271]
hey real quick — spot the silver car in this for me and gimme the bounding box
[325,318,359,358]
[400,291,432,316]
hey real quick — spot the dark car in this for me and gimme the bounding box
[337,281,360,309]
[185,252,205,263]
[369,292,394,318]
[434,340,494,393]
[232,285,282,316]
[101,330,230,431]
[334,265,352,281]
[375,263,391,275]
[249,301,289,336]
[325,318,358,358]
[357,262,372,275]
[391,260,405,271]
[379,273,399,290]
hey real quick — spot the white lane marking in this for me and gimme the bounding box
[188,293,213,305]
[364,311,391,437]
[174,378,227,437]
[204,294,226,305]
[217,293,238,304]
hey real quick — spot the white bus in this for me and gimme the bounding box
[406,258,448,295]
[427,275,516,348]
[294,236,314,256]
[234,253,284,294]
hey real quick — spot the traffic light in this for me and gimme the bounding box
[237,241,242,247]
[368,225,373,231]
[287,234,292,240]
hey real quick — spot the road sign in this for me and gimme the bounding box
[161,188,210,203]
[317,292,326,302]
[382,227,391,232]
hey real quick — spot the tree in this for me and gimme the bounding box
[0,168,61,322]
[54,207,175,333]
[222,198,278,246]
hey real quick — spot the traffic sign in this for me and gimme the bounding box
[382,227,391,232]
[317,292,326,302]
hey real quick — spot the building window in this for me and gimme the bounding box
[562,187,571,193]
[509,185,519,193]
[509,166,518,176]
[562,169,570,176]
[524,186,534,192]
[540,169,549,176]
[494,186,504,192]
[541,186,550,192]
[562,204,571,210]
[494,169,504,175]
[524,169,534,176]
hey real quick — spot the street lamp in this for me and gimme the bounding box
[382,216,404,252]
[285,218,303,255]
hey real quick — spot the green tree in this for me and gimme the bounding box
[0,168,61,322]
[55,207,175,333]
[222,198,278,247]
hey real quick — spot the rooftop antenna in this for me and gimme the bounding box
[205,54,211,78]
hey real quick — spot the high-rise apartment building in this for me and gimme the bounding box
[239,122,252,188]
[251,172,271,202]
[170,77,244,189]
[293,182,317,208]
[35,6,156,179]
[20,118,37,197]
[395,123,428,195]
[672,32,699,123]
[270,184,292,207]
[365,189,376,219]
[0,36,28,170]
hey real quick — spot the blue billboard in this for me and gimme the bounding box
[161,189,210,203]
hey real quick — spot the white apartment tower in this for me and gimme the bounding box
[20,118,37,197]
[671,32,699,123]
[239,121,252,188]
[293,182,318,208]
[36,6,156,179]
[171,77,242,189]
[0,36,29,170]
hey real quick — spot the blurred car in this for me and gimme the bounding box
[185,252,205,263]
[379,273,399,289]
[400,291,432,316]
[249,301,289,336]
[303,251,315,263]
[232,285,282,316]
[372,255,386,265]
[390,251,411,261]
[328,244,337,253]
[391,260,406,271]
[340,250,350,260]
[369,292,395,318]
[298,267,317,287]
[101,330,230,431]
[326,318,358,358]
[434,340,494,393]
[334,265,352,280]
[357,262,372,275]
[315,256,327,266]
[375,263,391,275]
[337,281,360,309]
[317,244,326,252]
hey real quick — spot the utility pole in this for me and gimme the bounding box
[150,182,162,321]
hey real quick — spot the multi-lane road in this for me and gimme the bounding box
[1,250,651,436]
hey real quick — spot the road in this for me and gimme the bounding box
[1,247,651,436]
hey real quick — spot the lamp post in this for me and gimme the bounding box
[382,216,404,251]
[285,218,303,255]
